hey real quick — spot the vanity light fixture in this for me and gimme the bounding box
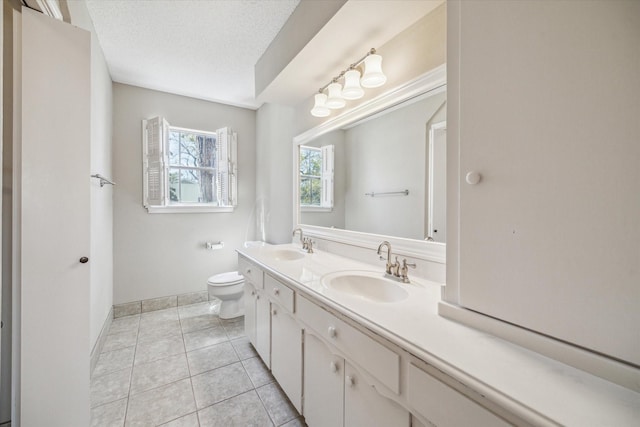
[310,48,386,117]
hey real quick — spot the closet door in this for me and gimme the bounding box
[21,9,91,426]
[450,0,640,365]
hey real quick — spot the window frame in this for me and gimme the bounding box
[299,144,333,213]
[143,118,237,214]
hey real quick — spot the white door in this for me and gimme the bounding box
[270,303,302,412]
[344,362,409,427]
[303,333,344,427]
[20,9,91,426]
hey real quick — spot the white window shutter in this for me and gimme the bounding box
[142,117,168,207]
[321,144,334,208]
[216,127,237,206]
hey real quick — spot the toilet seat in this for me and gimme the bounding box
[207,271,244,287]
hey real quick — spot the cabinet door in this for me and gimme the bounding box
[303,333,344,427]
[255,290,271,367]
[450,0,640,365]
[270,303,302,412]
[244,283,257,346]
[344,362,409,427]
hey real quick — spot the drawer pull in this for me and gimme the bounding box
[346,375,355,387]
[330,361,338,373]
[273,288,280,296]
[328,326,337,338]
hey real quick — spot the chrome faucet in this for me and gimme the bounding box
[293,228,314,253]
[377,241,415,283]
[377,241,398,276]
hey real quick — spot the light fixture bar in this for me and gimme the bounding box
[316,48,377,94]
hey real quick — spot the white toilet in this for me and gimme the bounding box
[207,241,266,319]
[207,271,245,319]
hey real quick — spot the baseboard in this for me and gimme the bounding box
[90,306,113,378]
[113,290,210,318]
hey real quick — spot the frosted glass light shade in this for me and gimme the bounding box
[310,93,330,117]
[325,82,346,109]
[342,69,364,100]
[361,54,387,88]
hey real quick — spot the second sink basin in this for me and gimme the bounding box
[268,248,305,261]
[321,271,409,303]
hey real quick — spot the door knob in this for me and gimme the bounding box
[79,257,89,264]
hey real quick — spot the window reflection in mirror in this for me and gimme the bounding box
[298,87,446,242]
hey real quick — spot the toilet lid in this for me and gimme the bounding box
[207,271,244,286]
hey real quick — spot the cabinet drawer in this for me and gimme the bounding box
[298,295,400,394]
[238,256,263,289]
[265,274,295,313]
[407,363,510,427]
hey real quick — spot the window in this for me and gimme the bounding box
[142,117,237,213]
[299,144,333,210]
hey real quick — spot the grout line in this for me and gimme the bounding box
[121,312,141,426]
[181,309,202,427]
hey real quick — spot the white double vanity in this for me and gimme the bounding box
[239,243,638,427]
[239,244,510,427]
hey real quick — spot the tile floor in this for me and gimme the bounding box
[91,301,305,427]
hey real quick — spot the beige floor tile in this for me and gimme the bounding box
[130,353,190,395]
[94,346,136,378]
[180,313,221,334]
[157,412,199,426]
[242,356,274,388]
[134,335,185,365]
[138,319,182,343]
[191,362,253,409]
[125,378,196,427]
[231,337,258,360]
[186,341,238,376]
[257,382,299,426]
[221,317,245,340]
[140,307,179,323]
[183,325,228,352]
[103,330,138,353]
[91,368,131,408]
[178,301,219,319]
[108,315,140,336]
[197,390,273,427]
[90,397,127,427]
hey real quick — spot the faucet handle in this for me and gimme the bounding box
[402,259,416,269]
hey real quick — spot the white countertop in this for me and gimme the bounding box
[237,244,640,426]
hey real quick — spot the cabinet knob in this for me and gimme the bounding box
[346,375,355,387]
[328,326,337,338]
[273,288,280,296]
[330,361,338,373]
[251,290,255,296]
[465,171,482,185]
[79,256,89,264]
[272,308,277,316]
[246,268,251,275]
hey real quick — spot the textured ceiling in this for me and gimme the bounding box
[85,0,300,109]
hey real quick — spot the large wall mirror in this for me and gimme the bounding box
[293,68,447,261]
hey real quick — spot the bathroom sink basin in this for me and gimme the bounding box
[321,271,409,303]
[268,249,305,261]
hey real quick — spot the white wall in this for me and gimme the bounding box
[113,84,256,304]
[255,103,295,244]
[342,93,446,240]
[65,0,114,355]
